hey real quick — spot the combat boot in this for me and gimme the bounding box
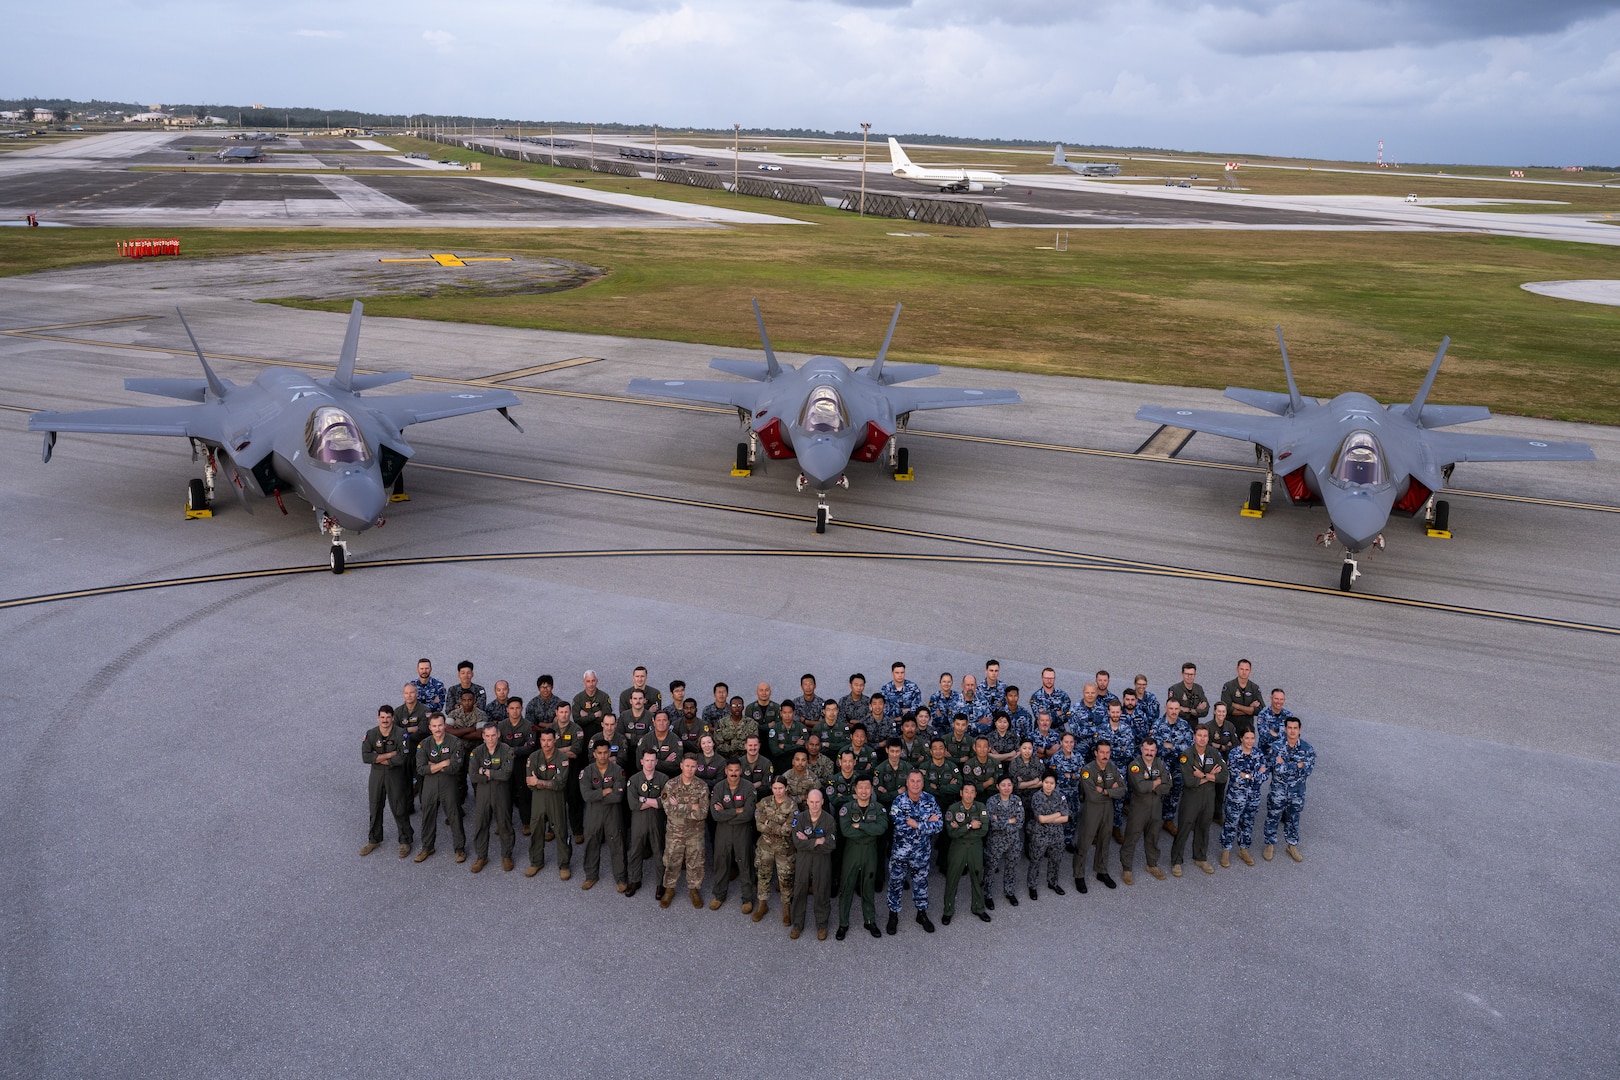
[741,901,754,915]
[1147,866,1166,880]
[782,906,792,926]
[1196,860,1214,874]
[397,844,411,859]
[1171,864,1183,877]
[659,888,673,908]
[1162,821,1178,837]
[1237,848,1254,866]
[469,858,487,873]
[886,912,899,935]
[414,848,434,863]
[1262,844,1275,861]
[1219,851,1231,868]
[789,927,802,940]
[559,868,572,880]
[1287,844,1303,862]
[525,865,541,877]
[752,901,767,922]
[690,889,703,909]
[1121,870,1134,885]
[502,858,514,872]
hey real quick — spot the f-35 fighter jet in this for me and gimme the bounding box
[1135,328,1594,590]
[629,301,1020,532]
[28,302,522,573]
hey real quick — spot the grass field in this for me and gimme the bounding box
[4,160,1618,424]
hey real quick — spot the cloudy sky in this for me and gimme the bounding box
[13,0,1620,163]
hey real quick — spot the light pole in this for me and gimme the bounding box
[859,122,871,216]
[590,123,595,171]
[653,123,659,178]
[733,122,740,190]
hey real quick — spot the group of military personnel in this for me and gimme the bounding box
[361,656,1318,940]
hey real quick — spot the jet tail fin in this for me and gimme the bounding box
[751,298,782,379]
[175,307,229,401]
[867,302,903,382]
[1053,144,1068,166]
[887,137,912,168]
[1404,336,1451,423]
[332,300,364,393]
[1274,325,1305,414]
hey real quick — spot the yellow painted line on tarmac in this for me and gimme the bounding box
[1,315,159,334]
[3,543,1615,637]
[2,330,1614,514]
[484,357,602,382]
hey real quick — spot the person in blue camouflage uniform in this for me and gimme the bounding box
[1029,712,1062,763]
[979,660,1010,712]
[927,673,965,741]
[984,775,1025,906]
[1000,687,1034,741]
[885,770,943,934]
[1047,732,1085,849]
[1262,717,1316,861]
[1131,674,1162,726]
[1150,697,1194,833]
[1254,688,1296,754]
[884,663,924,718]
[412,658,447,714]
[1025,772,1068,897]
[1119,688,1151,755]
[1093,702,1138,832]
[701,682,731,728]
[1093,670,1121,709]
[956,675,993,737]
[1220,728,1270,865]
[1028,668,1074,733]
[1073,683,1107,737]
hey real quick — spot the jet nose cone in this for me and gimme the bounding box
[796,439,849,492]
[1328,492,1389,552]
[322,471,387,531]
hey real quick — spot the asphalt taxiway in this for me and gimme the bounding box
[1,271,1616,1079]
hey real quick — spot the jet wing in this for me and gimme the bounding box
[627,377,769,411]
[1421,429,1595,466]
[884,386,1020,413]
[28,403,221,440]
[366,389,521,430]
[1134,405,1292,452]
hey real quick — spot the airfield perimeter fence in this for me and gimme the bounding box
[655,166,727,190]
[838,188,991,228]
[732,176,826,205]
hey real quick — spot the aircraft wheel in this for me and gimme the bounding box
[188,478,208,512]
[1339,563,1354,592]
[816,507,828,534]
[896,447,909,474]
[1246,480,1263,512]
[735,443,749,472]
[1432,500,1450,533]
[330,545,346,575]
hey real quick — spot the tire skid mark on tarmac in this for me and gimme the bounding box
[1,338,1613,516]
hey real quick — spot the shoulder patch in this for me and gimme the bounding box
[1130,765,1139,772]
[1081,770,1090,778]
[1180,755,1188,762]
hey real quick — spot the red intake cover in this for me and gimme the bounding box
[1282,466,1320,505]
[756,417,795,460]
[1391,478,1431,515]
[850,420,891,463]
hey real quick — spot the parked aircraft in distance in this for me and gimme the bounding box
[1052,144,1122,176]
[887,138,1007,193]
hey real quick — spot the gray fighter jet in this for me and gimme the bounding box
[28,302,523,573]
[1135,328,1595,590]
[628,301,1019,532]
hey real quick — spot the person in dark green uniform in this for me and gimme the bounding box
[361,705,413,858]
[835,775,888,940]
[414,712,465,863]
[941,780,991,924]
[524,729,572,878]
[467,723,515,873]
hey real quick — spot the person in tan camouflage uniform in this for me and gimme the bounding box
[753,776,797,925]
[659,755,711,909]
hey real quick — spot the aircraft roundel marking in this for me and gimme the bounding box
[453,393,478,399]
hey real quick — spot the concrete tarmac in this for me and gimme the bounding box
[1,274,1617,1079]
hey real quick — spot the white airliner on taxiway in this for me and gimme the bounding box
[887,137,1007,193]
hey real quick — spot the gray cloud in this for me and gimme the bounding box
[1173,0,1620,54]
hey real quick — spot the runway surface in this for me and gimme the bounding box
[1,271,1617,1078]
